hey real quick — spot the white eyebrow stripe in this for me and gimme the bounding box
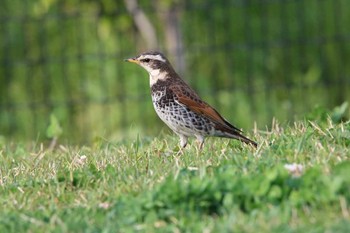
[142,54,166,63]
[154,54,166,62]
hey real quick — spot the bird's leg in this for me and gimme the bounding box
[176,134,188,155]
[195,135,205,154]
[180,134,188,148]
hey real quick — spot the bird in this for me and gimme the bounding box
[124,51,257,150]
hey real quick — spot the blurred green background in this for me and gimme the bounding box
[0,0,349,143]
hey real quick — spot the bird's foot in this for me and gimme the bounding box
[195,136,205,154]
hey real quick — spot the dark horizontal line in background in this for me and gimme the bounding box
[2,33,349,67]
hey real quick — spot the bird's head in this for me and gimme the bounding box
[125,51,175,85]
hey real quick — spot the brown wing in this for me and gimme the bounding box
[169,84,242,133]
[169,84,257,148]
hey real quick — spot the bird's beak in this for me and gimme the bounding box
[124,57,140,64]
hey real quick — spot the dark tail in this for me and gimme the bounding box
[213,118,258,148]
[219,130,258,148]
[235,133,258,148]
[219,118,258,148]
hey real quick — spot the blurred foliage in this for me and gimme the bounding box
[134,161,350,217]
[46,113,62,139]
[36,160,350,231]
[306,101,349,124]
[0,0,349,142]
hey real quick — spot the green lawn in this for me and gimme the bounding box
[0,119,349,232]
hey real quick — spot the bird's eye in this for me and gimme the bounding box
[143,59,150,63]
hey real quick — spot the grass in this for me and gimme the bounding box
[0,118,349,232]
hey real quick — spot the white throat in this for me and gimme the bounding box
[149,69,168,86]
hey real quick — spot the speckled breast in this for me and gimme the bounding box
[151,87,213,136]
